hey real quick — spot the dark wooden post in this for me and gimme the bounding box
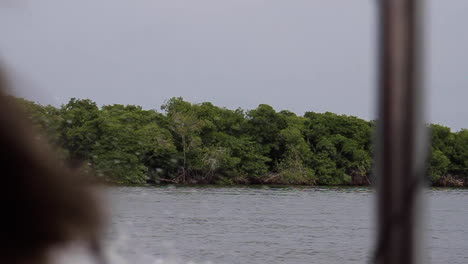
[374,0,426,264]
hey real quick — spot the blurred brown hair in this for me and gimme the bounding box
[0,65,104,263]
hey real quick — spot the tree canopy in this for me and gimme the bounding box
[17,97,468,186]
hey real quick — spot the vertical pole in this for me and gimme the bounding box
[375,0,426,264]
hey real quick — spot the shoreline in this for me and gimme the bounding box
[103,182,468,189]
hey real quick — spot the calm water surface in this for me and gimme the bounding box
[106,187,468,264]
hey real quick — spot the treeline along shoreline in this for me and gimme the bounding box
[16,97,468,187]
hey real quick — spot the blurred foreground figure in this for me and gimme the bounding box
[0,66,104,263]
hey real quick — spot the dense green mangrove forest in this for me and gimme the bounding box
[16,97,468,186]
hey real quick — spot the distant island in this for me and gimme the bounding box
[15,96,467,187]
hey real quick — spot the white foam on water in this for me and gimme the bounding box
[51,243,213,264]
[50,226,214,264]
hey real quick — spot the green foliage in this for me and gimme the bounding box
[91,104,170,184]
[59,98,100,161]
[451,129,468,178]
[428,149,450,183]
[304,112,372,185]
[277,149,316,185]
[15,97,468,186]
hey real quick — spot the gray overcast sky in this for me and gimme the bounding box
[0,0,467,130]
